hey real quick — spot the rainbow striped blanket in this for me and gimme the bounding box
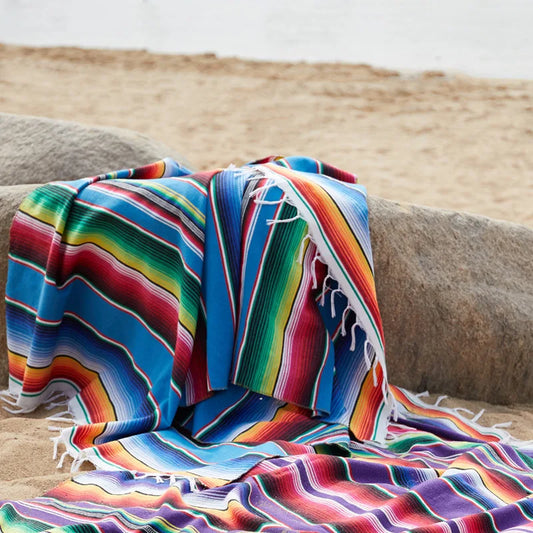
[1,157,532,532]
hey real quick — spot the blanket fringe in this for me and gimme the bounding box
[0,388,70,414]
[471,409,485,423]
[297,233,312,264]
[428,394,515,436]
[248,167,398,433]
[0,389,34,413]
[132,472,201,490]
[49,422,100,473]
[0,386,97,473]
[340,304,350,335]
[434,395,448,406]
[391,388,532,452]
[47,410,76,423]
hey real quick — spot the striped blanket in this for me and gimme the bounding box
[1,157,532,532]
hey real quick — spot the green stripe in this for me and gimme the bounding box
[235,204,310,393]
[0,503,54,533]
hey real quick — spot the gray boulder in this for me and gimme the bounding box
[1,190,530,404]
[0,113,192,385]
[369,197,532,405]
[0,114,530,404]
[0,112,191,185]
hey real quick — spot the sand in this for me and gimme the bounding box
[0,44,532,226]
[0,44,531,500]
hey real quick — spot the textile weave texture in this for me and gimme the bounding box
[1,157,532,532]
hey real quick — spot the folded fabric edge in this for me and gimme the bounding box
[248,166,395,444]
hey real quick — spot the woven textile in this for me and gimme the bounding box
[1,157,532,532]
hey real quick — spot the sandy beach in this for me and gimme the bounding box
[0,44,531,500]
[1,44,532,226]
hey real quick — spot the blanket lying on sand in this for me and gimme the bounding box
[1,157,532,532]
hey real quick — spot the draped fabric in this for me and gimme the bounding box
[1,157,532,532]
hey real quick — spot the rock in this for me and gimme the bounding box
[0,113,191,185]
[1,189,530,404]
[0,115,530,404]
[0,113,192,385]
[369,197,533,405]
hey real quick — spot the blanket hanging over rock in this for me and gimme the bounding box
[1,156,532,532]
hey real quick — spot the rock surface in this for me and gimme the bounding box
[0,113,190,185]
[0,114,530,404]
[369,197,533,405]
[0,113,191,386]
[1,191,530,404]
